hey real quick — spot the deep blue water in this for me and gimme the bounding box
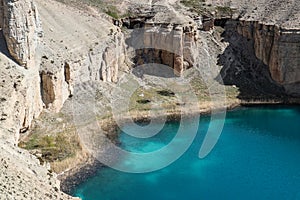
[73,106,300,200]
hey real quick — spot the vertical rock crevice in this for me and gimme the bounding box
[39,61,71,112]
[100,31,127,82]
[64,62,71,84]
[40,71,55,108]
[236,20,300,95]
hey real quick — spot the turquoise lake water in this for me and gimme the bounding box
[73,106,300,200]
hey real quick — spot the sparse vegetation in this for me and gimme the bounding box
[157,90,176,97]
[19,131,81,163]
[55,0,124,19]
[128,86,181,114]
[190,77,211,101]
[180,0,234,17]
[216,6,233,17]
[180,0,205,8]
[18,111,83,173]
[137,99,151,104]
[180,0,211,15]
[105,5,120,19]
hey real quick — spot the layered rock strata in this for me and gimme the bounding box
[0,0,43,68]
[126,5,198,76]
[205,0,300,95]
[237,20,300,95]
[134,22,197,76]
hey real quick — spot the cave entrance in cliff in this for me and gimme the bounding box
[214,18,231,28]
[124,20,194,79]
[131,48,192,78]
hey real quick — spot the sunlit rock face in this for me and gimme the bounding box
[0,0,43,142]
[1,0,43,68]
[100,31,127,82]
[135,22,197,76]
[125,5,198,76]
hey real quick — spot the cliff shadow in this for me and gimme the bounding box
[215,20,287,102]
[132,61,176,78]
[0,30,13,59]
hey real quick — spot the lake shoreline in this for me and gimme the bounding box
[59,98,300,196]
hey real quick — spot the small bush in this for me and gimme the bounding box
[137,99,151,104]
[157,90,175,97]
[105,5,120,19]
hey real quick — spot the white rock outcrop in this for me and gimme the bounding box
[1,0,43,68]
[0,0,43,142]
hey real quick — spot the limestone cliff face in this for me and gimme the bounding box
[237,20,300,95]
[0,1,77,199]
[34,0,128,112]
[38,28,127,112]
[1,0,43,68]
[100,31,127,82]
[0,62,42,142]
[135,22,197,76]
[125,5,198,76]
[0,0,43,142]
[0,0,128,137]
[205,0,300,95]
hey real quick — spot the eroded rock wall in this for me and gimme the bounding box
[1,0,43,68]
[237,20,300,95]
[204,0,300,95]
[133,21,197,76]
[34,0,129,112]
[0,1,78,199]
[38,28,127,113]
[0,0,43,142]
[120,2,200,76]
[100,31,127,82]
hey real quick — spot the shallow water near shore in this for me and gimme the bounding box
[73,106,300,200]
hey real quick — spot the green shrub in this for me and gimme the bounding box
[105,5,120,19]
[19,132,80,162]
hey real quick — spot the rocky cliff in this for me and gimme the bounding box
[0,0,127,199]
[207,0,300,95]
[123,2,199,76]
[237,20,300,96]
[0,0,80,199]
[0,0,128,131]
[0,0,299,199]
[135,19,197,76]
[0,0,43,142]
[36,0,127,111]
[0,0,43,68]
